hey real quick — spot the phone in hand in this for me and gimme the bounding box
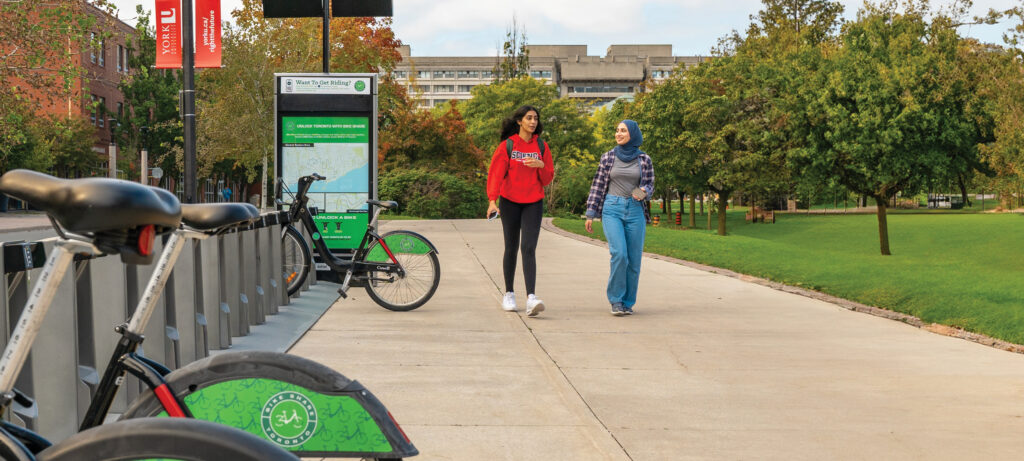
[487,211,500,221]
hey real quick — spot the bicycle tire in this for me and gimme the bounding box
[281,225,311,296]
[37,418,297,461]
[364,230,440,311]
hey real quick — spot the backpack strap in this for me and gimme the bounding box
[506,137,546,160]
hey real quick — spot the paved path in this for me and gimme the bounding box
[291,219,1024,460]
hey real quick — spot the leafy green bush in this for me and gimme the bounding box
[379,169,486,219]
[545,163,595,217]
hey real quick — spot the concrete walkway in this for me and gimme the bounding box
[290,219,1024,461]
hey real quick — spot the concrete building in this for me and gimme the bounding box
[392,44,706,109]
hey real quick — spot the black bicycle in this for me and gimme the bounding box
[280,174,440,311]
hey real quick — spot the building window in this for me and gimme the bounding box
[457,85,473,93]
[89,95,97,125]
[411,84,430,93]
[393,70,407,78]
[433,99,449,107]
[529,70,552,79]
[480,70,495,79]
[651,70,672,79]
[432,70,455,79]
[433,85,454,93]
[96,97,106,127]
[116,45,123,72]
[568,86,634,94]
[98,39,105,67]
[90,33,97,63]
[457,70,479,79]
[117,102,124,118]
[416,70,430,79]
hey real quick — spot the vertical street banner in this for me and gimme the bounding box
[195,0,221,68]
[154,0,181,69]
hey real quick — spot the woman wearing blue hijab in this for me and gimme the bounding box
[584,120,655,316]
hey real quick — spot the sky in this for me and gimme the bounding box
[105,0,1022,57]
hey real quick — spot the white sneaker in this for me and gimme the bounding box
[502,292,517,311]
[526,294,545,317]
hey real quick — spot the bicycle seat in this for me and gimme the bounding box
[0,170,181,234]
[366,199,398,210]
[180,203,259,231]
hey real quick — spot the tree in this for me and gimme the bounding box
[493,16,529,82]
[793,2,967,254]
[975,5,1024,210]
[378,97,485,175]
[0,0,111,172]
[459,76,596,168]
[748,0,844,46]
[115,6,183,181]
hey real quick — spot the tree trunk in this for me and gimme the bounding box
[706,197,712,230]
[717,193,728,236]
[875,196,891,256]
[699,194,704,215]
[688,193,696,227]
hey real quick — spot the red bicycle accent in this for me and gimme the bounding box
[154,384,187,417]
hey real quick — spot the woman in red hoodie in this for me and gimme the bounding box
[486,105,555,317]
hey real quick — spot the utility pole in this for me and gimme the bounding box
[182,0,197,203]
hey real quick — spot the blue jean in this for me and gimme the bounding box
[601,195,646,308]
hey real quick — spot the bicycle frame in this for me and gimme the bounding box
[76,229,210,429]
[0,232,192,427]
[284,176,404,293]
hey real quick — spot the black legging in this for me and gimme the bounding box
[499,198,543,295]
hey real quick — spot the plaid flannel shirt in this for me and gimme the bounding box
[585,150,655,222]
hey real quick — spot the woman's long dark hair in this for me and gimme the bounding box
[499,105,543,141]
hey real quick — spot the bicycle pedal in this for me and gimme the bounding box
[337,288,348,299]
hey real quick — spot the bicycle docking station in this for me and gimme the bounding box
[275,73,381,286]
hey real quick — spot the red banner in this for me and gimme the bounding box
[195,0,221,68]
[154,0,181,69]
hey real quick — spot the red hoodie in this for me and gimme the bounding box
[486,134,555,203]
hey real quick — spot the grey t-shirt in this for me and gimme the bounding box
[608,156,641,198]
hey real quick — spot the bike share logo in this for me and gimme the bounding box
[398,236,415,252]
[354,80,366,92]
[261,391,318,447]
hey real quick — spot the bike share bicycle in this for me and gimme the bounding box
[0,169,297,460]
[280,173,441,311]
[113,201,418,459]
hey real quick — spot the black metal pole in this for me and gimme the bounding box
[322,0,330,72]
[183,0,197,203]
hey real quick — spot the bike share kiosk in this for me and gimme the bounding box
[275,73,378,283]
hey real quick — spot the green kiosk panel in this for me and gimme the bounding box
[276,74,378,275]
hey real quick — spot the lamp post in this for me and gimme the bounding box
[140,126,150,184]
[108,118,118,179]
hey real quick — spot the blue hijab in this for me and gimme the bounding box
[613,120,644,162]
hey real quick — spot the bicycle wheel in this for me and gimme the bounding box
[281,225,311,296]
[364,230,440,311]
[37,418,297,461]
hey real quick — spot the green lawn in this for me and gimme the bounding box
[554,211,1024,344]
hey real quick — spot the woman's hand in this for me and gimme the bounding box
[523,158,544,169]
[487,201,499,218]
[585,219,594,233]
